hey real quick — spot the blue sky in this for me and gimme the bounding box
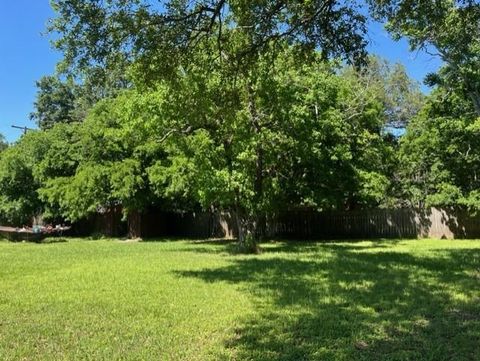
[0,1,443,143]
[0,1,60,142]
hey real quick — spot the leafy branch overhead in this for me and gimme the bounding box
[49,0,368,78]
[369,0,480,115]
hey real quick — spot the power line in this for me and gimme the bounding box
[11,125,35,135]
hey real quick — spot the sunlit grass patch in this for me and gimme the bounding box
[0,238,479,360]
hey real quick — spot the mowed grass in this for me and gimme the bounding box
[0,239,479,360]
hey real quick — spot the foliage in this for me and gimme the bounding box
[45,1,420,247]
[45,0,382,246]
[0,49,403,242]
[365,0,480,209]
[23,46,398,243]
[30,76,81,129]
[0,132,48,224]
[0,134,8,153]
[370,0,480,211]
[0,239,479,360]
[12,0,480,242]
[36,96,159,237]
[343,56,424,128]
[398,86,480,210]
[49,0,369,82]
[369,0,480,115]
[121,50,395,243]
[30,71,129,130]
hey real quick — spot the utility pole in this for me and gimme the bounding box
[11,125,34,135]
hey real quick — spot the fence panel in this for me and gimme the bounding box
[82,207,480,239]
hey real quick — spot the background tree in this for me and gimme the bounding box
[37,93,166,238]
[0,132,48,224]
[366,0,480,212]
[398,82,480,210]
[343,56,424,129]
[30,76,80,129]
[31,69,129,130]
[368,0,480,115]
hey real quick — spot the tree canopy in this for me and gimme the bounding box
[369,0,480,115]
[0,52,398,246]
[50,0,369,72]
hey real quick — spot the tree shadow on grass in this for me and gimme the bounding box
[140,236,193,242]
[140,238,406,256]
[182,239,408,256]
[259,239,407,255]
[176,244,480,361]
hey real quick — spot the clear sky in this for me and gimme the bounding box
[0,1,60,142]
[0,1,443,143]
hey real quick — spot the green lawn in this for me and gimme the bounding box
[0,239,479,360]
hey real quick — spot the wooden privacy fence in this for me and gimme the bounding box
[268,209,420,239]
[268,208,480,239]
[74,207,480,240]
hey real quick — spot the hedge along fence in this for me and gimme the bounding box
[73,207,480,240]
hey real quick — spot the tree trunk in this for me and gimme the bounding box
[234,209,264,253]
[238,82,265,250]
[127,210,142,239]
